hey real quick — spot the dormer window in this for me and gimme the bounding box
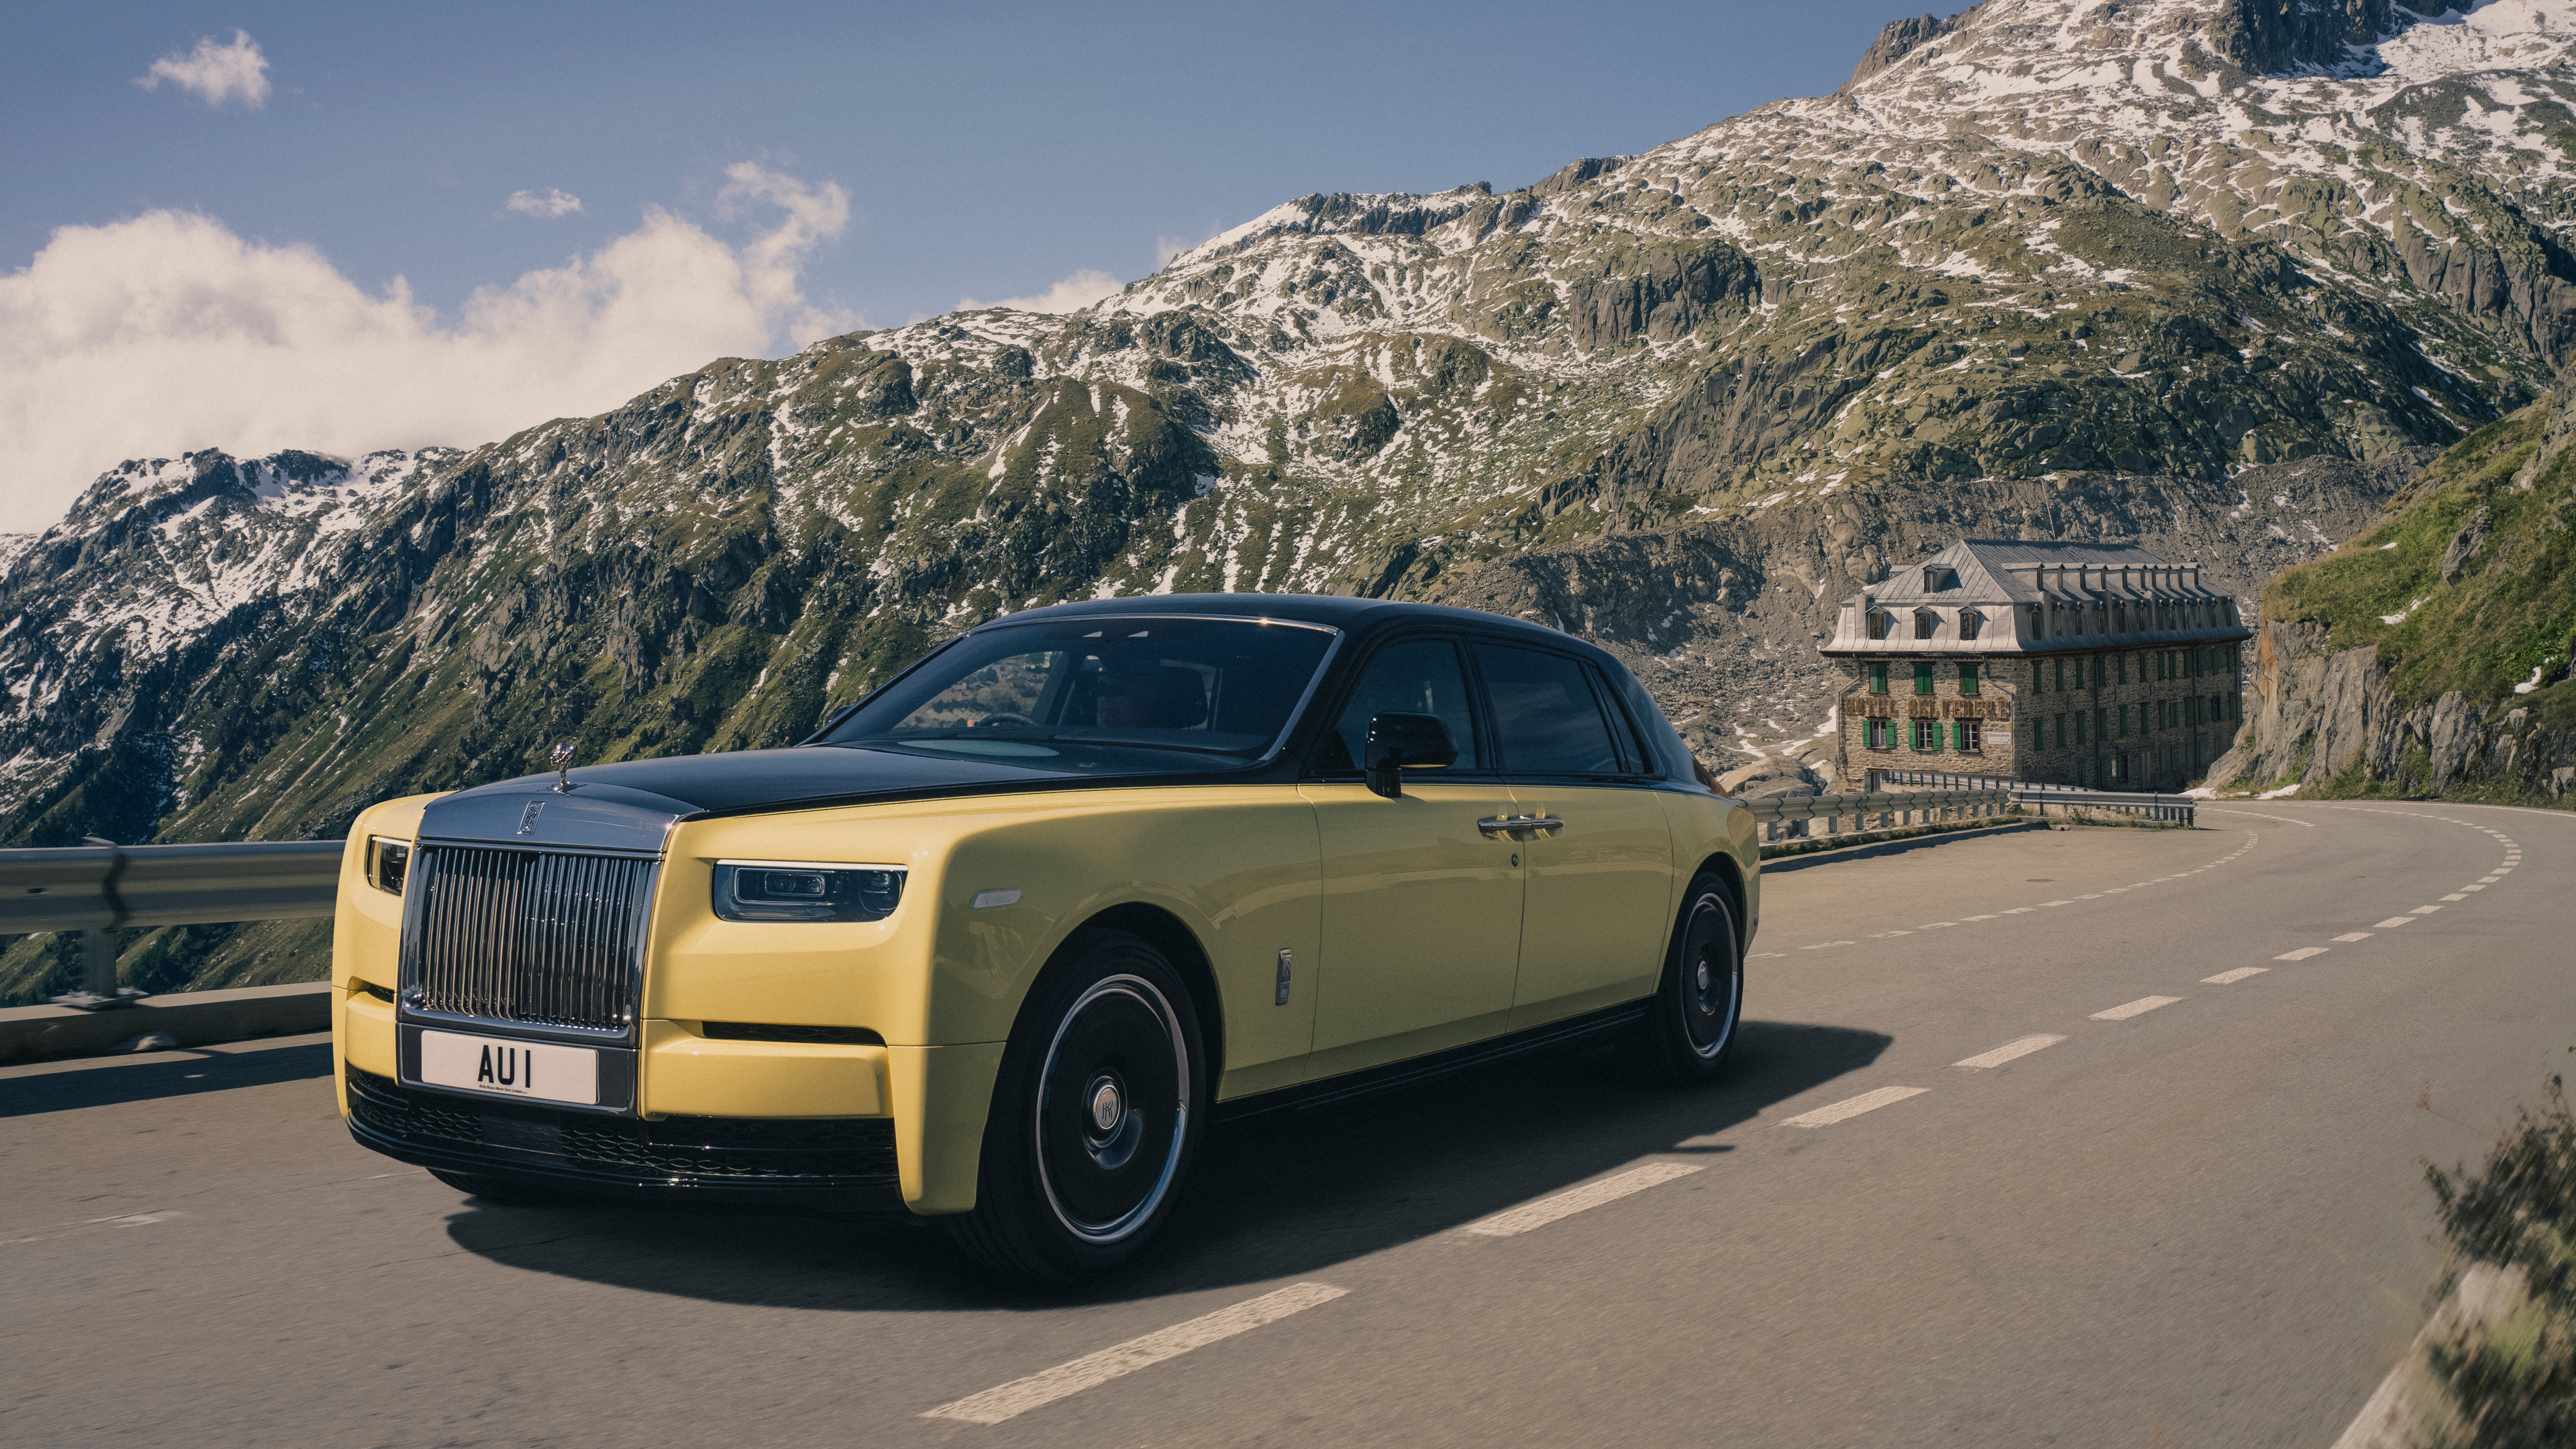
[1913,609,1938,640]
[2027,603,2043,634]
[1922,565,1956,592]
[1958,611,1982,640]
[1866,610,1890,641]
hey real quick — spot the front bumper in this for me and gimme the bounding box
[345,1065,905,1215]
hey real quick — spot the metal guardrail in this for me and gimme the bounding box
[1868,769,2196,824]
[1741,787,2016,849]
[0,839,343,1009]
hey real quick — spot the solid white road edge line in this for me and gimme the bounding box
[1782,1085,1929,1128]
[1953,1034,2065,1070]
[2092,995,2182,1021]
[921,1282,1351,1425]
[1461,1161,1705,1237]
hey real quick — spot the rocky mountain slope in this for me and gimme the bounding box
[2210,374,2576,802]
[6,0,2576,998]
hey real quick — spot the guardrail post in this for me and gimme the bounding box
[51,837,143,1011]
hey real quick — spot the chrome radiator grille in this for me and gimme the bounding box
[401,845,656,1035]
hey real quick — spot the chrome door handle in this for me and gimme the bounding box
[1477,815,1567,838]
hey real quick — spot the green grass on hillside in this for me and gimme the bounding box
[2266,401,2576,712]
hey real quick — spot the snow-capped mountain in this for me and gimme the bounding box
[3,0,2569,854]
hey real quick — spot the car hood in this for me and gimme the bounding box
[415,744,1095,852]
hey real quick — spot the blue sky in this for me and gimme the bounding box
[0,1,1935,531]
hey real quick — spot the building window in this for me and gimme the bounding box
[2117,652,2129,685]
[1867,610,1889,641]
[1912,719,1941,751]
[1958,663,1979,695]
[1914,663,1935,695]
[2078,759,2092,787]
[2074,657,2087,689]
[2117,703,2129,738]
[2096,707,2108,741]
[1868,662,1888,694]
[1958,611,1982,640]
[2074,712,2087,745]
[2028,604,2044,635]
[2054,714,2066,747]
[2030,718,2044,749]
[2054,660,2066,691]
[2031,662,2045,693]
[1954,718,1982,753]
[1913,610,1938,640]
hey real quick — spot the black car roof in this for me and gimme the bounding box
[977,592,1578,645]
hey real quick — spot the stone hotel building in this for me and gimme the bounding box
[1820,540,2253,792]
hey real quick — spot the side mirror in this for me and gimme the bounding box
[1364,712,1459,799]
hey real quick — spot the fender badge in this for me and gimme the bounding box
[517,801,545,836]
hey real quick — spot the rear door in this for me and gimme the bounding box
[1472,640,1675,1029]
[1302,635,1525,1078]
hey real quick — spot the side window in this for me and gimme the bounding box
[1316,638,1481,774]
[1474,643,1624,776]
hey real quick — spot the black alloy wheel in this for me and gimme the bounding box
[1640,872,1744,1084]
[948,929,1206,1281]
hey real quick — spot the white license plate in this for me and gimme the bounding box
[418,1030,599,1106]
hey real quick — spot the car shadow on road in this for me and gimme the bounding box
[439,1016,1891,1311]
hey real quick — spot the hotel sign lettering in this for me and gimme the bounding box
[1853,695,2011,721]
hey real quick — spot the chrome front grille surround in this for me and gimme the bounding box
[399,843,657,1037]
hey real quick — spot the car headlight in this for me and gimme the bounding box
[366,836,412,896]
[712,860,905,922]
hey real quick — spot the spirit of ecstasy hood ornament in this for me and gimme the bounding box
[549,741,577,793]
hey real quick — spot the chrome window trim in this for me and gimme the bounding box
[714,858,908,871]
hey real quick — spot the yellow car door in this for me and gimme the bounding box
[1469,640,1675,1031]
[1303,636,1524,1079]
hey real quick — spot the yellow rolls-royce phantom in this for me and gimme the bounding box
[332,594,1758,1279]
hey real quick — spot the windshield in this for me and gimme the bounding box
[818,616,1337,770]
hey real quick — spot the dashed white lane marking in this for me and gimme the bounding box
[2332,932,2374,943]
[1954,1034,2065,1070]
[2440,893,2469,902]
[2092,995,2182,1021]
[1961,914,1998,921]
[922,1282,1350,1424]
[1461,1161,1704,1237]
[2040,899,2074,907]
[2375,917,2418,929]
[2479,876,2502,883]
[2274,947,2330,961]
[2204,967,2269,984]
[2459,885,2486,892]
[2412,904,2445,915]
[1782,1085,1929,1128]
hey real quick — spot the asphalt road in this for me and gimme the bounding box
[4,802,2569,1447]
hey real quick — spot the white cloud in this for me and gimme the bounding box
[0,165,858,534]
[505,188,584,218]
[136,30,271,110]
[957,268,1124,315]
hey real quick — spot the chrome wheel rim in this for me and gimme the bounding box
[1035,974,1189,1243]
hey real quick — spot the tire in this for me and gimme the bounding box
[945,929,1208,1282]
[1639,872,1744,1085]
[429,1168,577,1206]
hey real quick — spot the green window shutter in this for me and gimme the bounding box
[1951,720,1967,751]
[1959,663,1978,695]
[1913,663,1934,694]
[1869,662,1887,693]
